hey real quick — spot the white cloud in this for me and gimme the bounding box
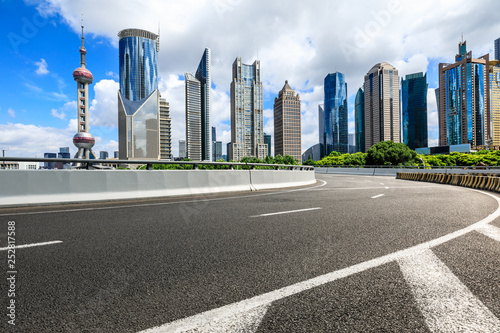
[8,108,16,118]
[89,79,120,127]
[106,71,119,79]
[50,101,75,120]
[35,58,49,75]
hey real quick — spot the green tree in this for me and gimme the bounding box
[365,141,417,166]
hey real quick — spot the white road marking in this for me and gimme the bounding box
[371,194,385,199]
[0,180,328,217]
[398,249,500,332]
[476,224,500,242]
[251,207,322,218]
[385,186,390,189]
[0,240,63,251]
[138,189,500,333]
[380,183,385,185]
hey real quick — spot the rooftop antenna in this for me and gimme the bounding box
[157,19,160,52]
[461,32,463,43]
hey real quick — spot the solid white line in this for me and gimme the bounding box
[476,224,500,242]
[0,240,63,251]
[138,190,500,333]
[398,249,500,331]
[385,186,390,189]
[0,180,328,217]
[371,194,385,199]
[251,207,322,218]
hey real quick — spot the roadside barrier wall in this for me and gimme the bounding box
[396,171,500,193]
[0,169,316,207]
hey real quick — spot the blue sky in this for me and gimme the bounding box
[1,0,499,158]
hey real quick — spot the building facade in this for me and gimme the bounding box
[302,143,323,162]
[118,28,161,160]
[401,72,428,150]
[274,81,301,162]
[318,104,325,158]
[159,97,172,159]
[229,57,266,161]
[185,72,202,161]
[196,48,212,161]
[264,133,271,157]
[179,140,186,159]
[438,41,490,147]
[491,60,500,145]
[354,88,365,153]
[495,38,500,66]
[363,63,400,151]
[323,73,348,155]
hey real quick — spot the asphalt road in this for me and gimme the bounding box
[1,174,500,332]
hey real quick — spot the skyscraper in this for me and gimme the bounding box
[401,72,428,150]
[184,49,211,161]
[363,63,400,151]
[185,72,202,160]
[179,140,186,159]
[159,97,172,160]
[490,60,500,145]
[274,80,301,162]
[72,19,96,161]
[318,104,325,158]
[211,126,222,161]
[229,57,266,161]
[324,72,348,154]
[495,38,500,66]
[118,28,160,160]
[354,88,365,153]
[264,133,271,157]
[438,41,490,147]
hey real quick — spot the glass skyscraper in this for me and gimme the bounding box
[401,73,428,150]
[355,88,365,153]
[229,57,266,161]
[323,72,348,155]
[438,41,490,147]
[363,63,400,151]
[318,104,325,158]
[495,38,500,66]
[184,48,211,161]
[118,28,161,160]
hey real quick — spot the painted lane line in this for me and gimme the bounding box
[251,207,322,218]
[380,183,385,185]
[398,249,500,332]
[371,194,385,199]
[0,180,328,217]
[0,240,63,251]
[385,186,390,189]
[476,224,500,242]
[138,189,500,333]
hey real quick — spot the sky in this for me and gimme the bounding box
[1,0,500,158]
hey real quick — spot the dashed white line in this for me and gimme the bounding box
[398,249,500,332]
[476,224,500,242]
[251,207,322,218]
[371,194,385,199]
[0,240,63,251]
[385,186,390,189]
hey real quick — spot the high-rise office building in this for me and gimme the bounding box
[211,126,222,161]
[401,72,428,150]
[495,38,500,66]
[159,97,172,159]
[363,63,400,151]
[318,104,325,158]
[490,60,500,145]
[355,88,365,153]
[229,57,266,161]
[438,41,490,147]
[185,72,202,160]
[264,133,271,157]
[118,28,160,160]
[274,81,301,162]
[348,133,356,154]
[212,126,217,142]
[178,140,186,159]
[323,73,348,155]
[184,49,211,161]
[99,151,109,160]
[72,19,97,162]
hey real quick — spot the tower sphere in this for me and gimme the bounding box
[73,67,93,84]
[73,132,95,149]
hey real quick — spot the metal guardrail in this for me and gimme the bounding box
[0,157,314,171]
[313,164,500,170]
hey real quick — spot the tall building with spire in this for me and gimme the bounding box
[72,17,96,161]
[438,41,490,147]
[118,28,166,160]
[274,80,301,162]
[229,57,266,161]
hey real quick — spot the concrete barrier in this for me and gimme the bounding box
[0,169,316,207]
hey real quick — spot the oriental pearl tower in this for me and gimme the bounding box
[72,17,96,162]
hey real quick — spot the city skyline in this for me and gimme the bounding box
[2,0,500,158]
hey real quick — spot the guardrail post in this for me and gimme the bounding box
[146,163,152,170]
[193,164,198,170]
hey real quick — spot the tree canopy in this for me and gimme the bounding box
[365,141,417,166]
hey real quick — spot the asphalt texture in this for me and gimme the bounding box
[0,173,499,332]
